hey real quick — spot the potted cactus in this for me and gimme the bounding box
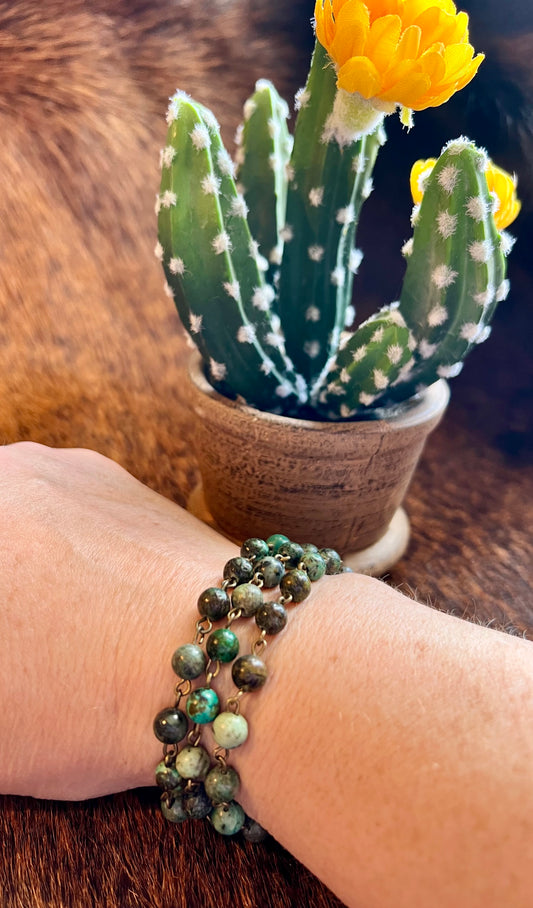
[155,0,520,570]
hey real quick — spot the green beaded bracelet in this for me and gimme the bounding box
[153,534,345,839]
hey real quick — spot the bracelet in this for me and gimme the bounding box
[153,533,345,840]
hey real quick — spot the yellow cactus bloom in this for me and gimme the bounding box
[410,155,521,230]
[485,161,521,230]
[315,0,484,113]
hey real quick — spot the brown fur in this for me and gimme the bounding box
[0,4,532,906]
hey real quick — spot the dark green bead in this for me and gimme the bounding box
[232,654,268,691]
[160,791,187,823]
[186,687,220,724]
[254,555,284,588]
[277,541,305,566]
[155,761,183,791]
[223,557,254,584]
[280,568,312,603]
[300,550,326,581]
[183,783,212,819]
[206,628,239,663]
[210,800,245,836]
[153,707,188,744]
[242,816,268,843]
[319,547,343,574]
[241,537,269,560]
[171,643,207,680]
[197,586,231,621]
[255,600,287,635]
[300,543,319,554]
[266,533,290,554]
[205,765,240,803]
[231,582,264,617]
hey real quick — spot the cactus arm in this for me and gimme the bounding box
[276,40,383,384]
[236,80,292,280]
[394,141,506,396]
[313,307,413,418]
[157,94,305,411]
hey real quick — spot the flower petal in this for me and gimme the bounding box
[337,55,382,97]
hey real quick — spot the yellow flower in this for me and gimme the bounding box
[410,155,521,230]
[314,0,484,112]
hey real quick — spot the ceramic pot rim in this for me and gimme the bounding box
[187,353,450,435]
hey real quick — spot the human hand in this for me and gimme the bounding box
[0,442,236,799]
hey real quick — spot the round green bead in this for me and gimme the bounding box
[213,711,249,749]
[241,537,269,560]
[197,586,231,621]
[205,765,240,803]
[280,568,312,603]
[175,744,211,780]
[183,783,212,819]
[155,761,182,791]
[319,547,343,574]
[231,582,264,617]
[186,687,220,724]
[171,643,206,680]
[255,600,288,634]
[232,654,268,691]
[160,791,187,824]
[278,541,305,566]
[301,542,319,554]
[301,550,326,581]
[254,555,284,588]
[223,556,254,584]
[153,707,188,744]
[206,628,239,663]
[266,533,290,554]
[210,800,245,836]
[242,816,268,843]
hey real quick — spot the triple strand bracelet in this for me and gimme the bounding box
[153,533,345,840]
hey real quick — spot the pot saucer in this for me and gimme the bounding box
[187,481,409,576]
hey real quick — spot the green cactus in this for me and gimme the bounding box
[156,38,517,421]
[157,92,306,411]
[313,307,413,418]
[236,79,293,284]
[275,42,384,383]
[392,139,508,400]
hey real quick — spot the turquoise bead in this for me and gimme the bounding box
[155,761,182,791]
[254,555,284,588]
[266,534,290,553]
[171,643,206,680]
[175,744,211,780]
[205,765,240,803]
[186,687,220,724]
[232,654,268,691]
[319,547,343,574]
[210,800,245,836]
[231,582,264,617]
[301,550,326,581]
[161,791,187,823]
[183,783,212,819]
[223,556,254,584]
[255,600,287,634]
[301,543,319,554]
[280,568,312,602]
[213,711,249,749]
[153,707,188,744]
[242,816,268,843]
[278,541,304,566]
[197,586,231,621]
[241,537,269,560]
[206,628,239,663]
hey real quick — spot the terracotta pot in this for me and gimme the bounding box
[186,355,449,569]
